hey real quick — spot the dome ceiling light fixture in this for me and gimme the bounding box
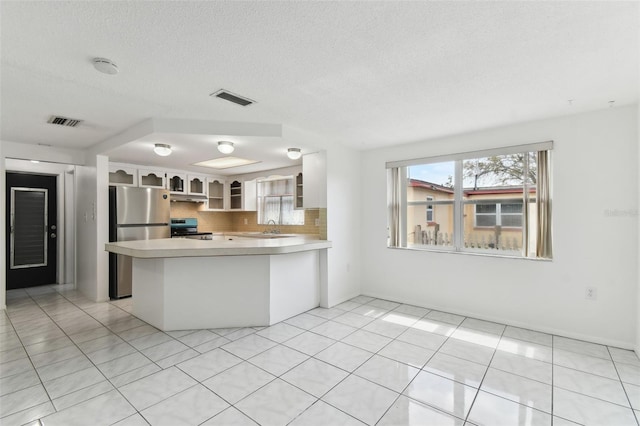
[93,57,119,75]
[287,148,302,160]
[217,141,235,154]
[153,143,172,156]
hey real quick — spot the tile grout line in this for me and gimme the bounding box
[606,346,640,426]
[460,323,508,424]
[286,302,405,425]
[54,288,199,382]
[1,288,63,420]
[6,290,639,425]
[371,308,458,424]
[212,302,386,425]
[28,287,145,419]
[50,287,213,424]
[66,295,231,425]
[25,286,165,424]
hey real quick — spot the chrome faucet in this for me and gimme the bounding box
[265,219,280,234]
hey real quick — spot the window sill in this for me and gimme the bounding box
[389,245,552,262]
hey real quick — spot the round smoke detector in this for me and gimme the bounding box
[93,57,119,75]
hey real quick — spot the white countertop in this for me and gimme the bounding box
[105,236,332,258]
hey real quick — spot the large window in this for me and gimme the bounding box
[257,177,304,226]
[387,143,552,259]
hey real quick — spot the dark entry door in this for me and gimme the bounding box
[6,173,57,289]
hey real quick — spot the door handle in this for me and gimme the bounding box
[50,233,57,239]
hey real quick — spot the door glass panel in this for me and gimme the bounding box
[11,188,47,268]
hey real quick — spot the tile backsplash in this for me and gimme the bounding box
[169,202,326,237]
[170,202,234,231]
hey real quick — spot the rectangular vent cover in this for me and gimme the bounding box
[47,116,83,127]
[210,90,255,107]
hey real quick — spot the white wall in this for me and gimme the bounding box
[280,125,362,308]
[96,155,109,301]
[64,170,76,284]
[2,141,85,165]
[75,164,98,300]
[75,155,109,302]
[326,144,362,306]
[361,105,638,348]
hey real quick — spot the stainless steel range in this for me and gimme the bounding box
[170,218,213,240]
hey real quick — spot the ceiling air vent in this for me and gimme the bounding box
[47,115,83,127]
[210,89,255,107]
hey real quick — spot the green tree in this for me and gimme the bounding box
[464,154,536,188]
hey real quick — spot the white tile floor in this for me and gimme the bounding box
[1,285,639,426]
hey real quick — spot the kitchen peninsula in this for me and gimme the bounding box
[105,236,331,331]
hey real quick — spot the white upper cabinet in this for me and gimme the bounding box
[295,172,303,209]
[108,165,137,187]
[302,151,327,208]
[207,178,226,210]
[107,162,287,212]
[228,179,243,210]
[243,179,257,211]
[226,178,257,211]
[187,175,206,196]
[167,172,187,194]
[138,169,167,189]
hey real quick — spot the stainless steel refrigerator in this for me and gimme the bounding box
[109,186,170,299]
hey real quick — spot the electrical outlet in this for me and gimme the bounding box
[585,287,597,300]
[243,218,248,225]
[315,218,320,226]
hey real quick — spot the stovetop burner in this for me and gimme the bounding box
[170,218,212,237]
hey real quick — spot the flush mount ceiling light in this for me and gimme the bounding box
[287,148,302,160]
[153,143,172,156]
[217,141,235,154]
[93,57,119,75]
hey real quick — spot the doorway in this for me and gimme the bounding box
[6,172,58,289]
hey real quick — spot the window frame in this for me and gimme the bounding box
[386,141,553,259]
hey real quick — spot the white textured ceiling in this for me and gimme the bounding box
[1,1,638,168]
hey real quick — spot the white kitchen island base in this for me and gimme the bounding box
[132,250,321,330]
